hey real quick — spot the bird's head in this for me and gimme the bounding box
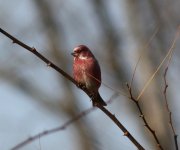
[71,45,94,59]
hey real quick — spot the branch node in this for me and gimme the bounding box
[126,82,130,88]
[139,114,144,118]
[32,47,36,51]
[157,144,161,148]
[47,62,51,67]
[123,131,129,136]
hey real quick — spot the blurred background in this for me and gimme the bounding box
[0,0,180,150]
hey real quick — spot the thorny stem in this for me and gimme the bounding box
[97,104,145,150]
[127,84,164,150]
[163,67,178,150]
[0,28,145,150]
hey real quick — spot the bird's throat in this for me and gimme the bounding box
[78,55,88,60]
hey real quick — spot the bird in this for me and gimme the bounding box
[71,45,107,106]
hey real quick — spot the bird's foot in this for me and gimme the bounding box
[92,101,101,107]
[89,92,95,100]
[76,83,86,90]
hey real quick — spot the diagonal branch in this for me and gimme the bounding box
[97,104,145,150]
[0,28,76,85]
[11,106,96,150]
[0,28,145,150]
[127,84,164,150]
[10,93,117,150]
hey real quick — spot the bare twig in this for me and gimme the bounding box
[127,84,164,150]
[163,57,178,150]
[0,28,145,150]
[11,107,96,150]
[0,28,76,85]
[97,104,145,150]
[11,93,118,150]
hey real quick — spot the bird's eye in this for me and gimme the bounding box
[79,50,83,53]
[75,49,83,53]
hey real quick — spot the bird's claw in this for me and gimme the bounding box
[77,83,86,90]
[89,92,95,100]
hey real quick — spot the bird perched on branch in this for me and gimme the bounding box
[71,45,107,106]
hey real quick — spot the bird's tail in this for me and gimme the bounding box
[93,92,107,106]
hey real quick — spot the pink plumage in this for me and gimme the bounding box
[71,45,107,106]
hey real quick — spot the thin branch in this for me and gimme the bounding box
[127,84,164,150]
[0,28,76,85]
[163,56,178,150]
[97,105,145,150]
[10,94,120,150]
[130,25,160,89]
[11,106,96,150]
[0,28,145,150]
[137,26,180,100]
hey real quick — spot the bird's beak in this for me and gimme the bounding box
[71,52,77,57]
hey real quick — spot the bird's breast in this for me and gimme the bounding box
[73,57,101,91]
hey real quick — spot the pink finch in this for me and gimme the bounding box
[71,45,107,106]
